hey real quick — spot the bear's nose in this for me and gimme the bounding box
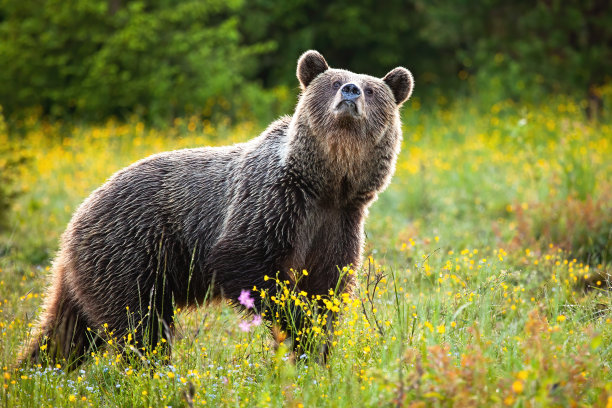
[340,83,361,100]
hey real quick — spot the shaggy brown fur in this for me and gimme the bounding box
[20,50,413,368]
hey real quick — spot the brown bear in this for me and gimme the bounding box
[20,50,413,368]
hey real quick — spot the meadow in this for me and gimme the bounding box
[1,95,611,407]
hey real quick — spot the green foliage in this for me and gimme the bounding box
[242,0,612,105]
[418,0,612,102]
[3,0,611,123]
[240,0,433,84]
[0,0,271,122]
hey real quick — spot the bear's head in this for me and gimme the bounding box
[295,50,413,146]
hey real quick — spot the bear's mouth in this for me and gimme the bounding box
[335,100,362,118]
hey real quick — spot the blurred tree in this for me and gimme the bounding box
[417,0,612,102]
[240,0,443,87]
[0,0,269,122]
[0,0,610,122]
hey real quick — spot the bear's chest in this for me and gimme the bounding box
[285,204,362,271]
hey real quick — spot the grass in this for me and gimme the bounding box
[1,95,611,407]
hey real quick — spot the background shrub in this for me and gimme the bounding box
[1,0,610,124]
[512,192,612,267]
[0,0,272,123]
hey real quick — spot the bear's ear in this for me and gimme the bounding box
[297,50,329,89]
[382,67,414,106]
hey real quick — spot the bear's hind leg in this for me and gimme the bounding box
[20,287,102,370]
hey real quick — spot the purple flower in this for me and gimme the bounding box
[238,320,251,332]
[238,289,255,309]
[238,314,262,333]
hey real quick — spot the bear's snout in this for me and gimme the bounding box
[340,83,361,100]
[335,82,364,118]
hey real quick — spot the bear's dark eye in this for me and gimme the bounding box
[365,88,374,96]
[332,81,342,90]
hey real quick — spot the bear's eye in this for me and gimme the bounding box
[365,88,374,96]
[332,81,342,90]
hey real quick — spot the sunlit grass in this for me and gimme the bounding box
[1,96,611,407]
